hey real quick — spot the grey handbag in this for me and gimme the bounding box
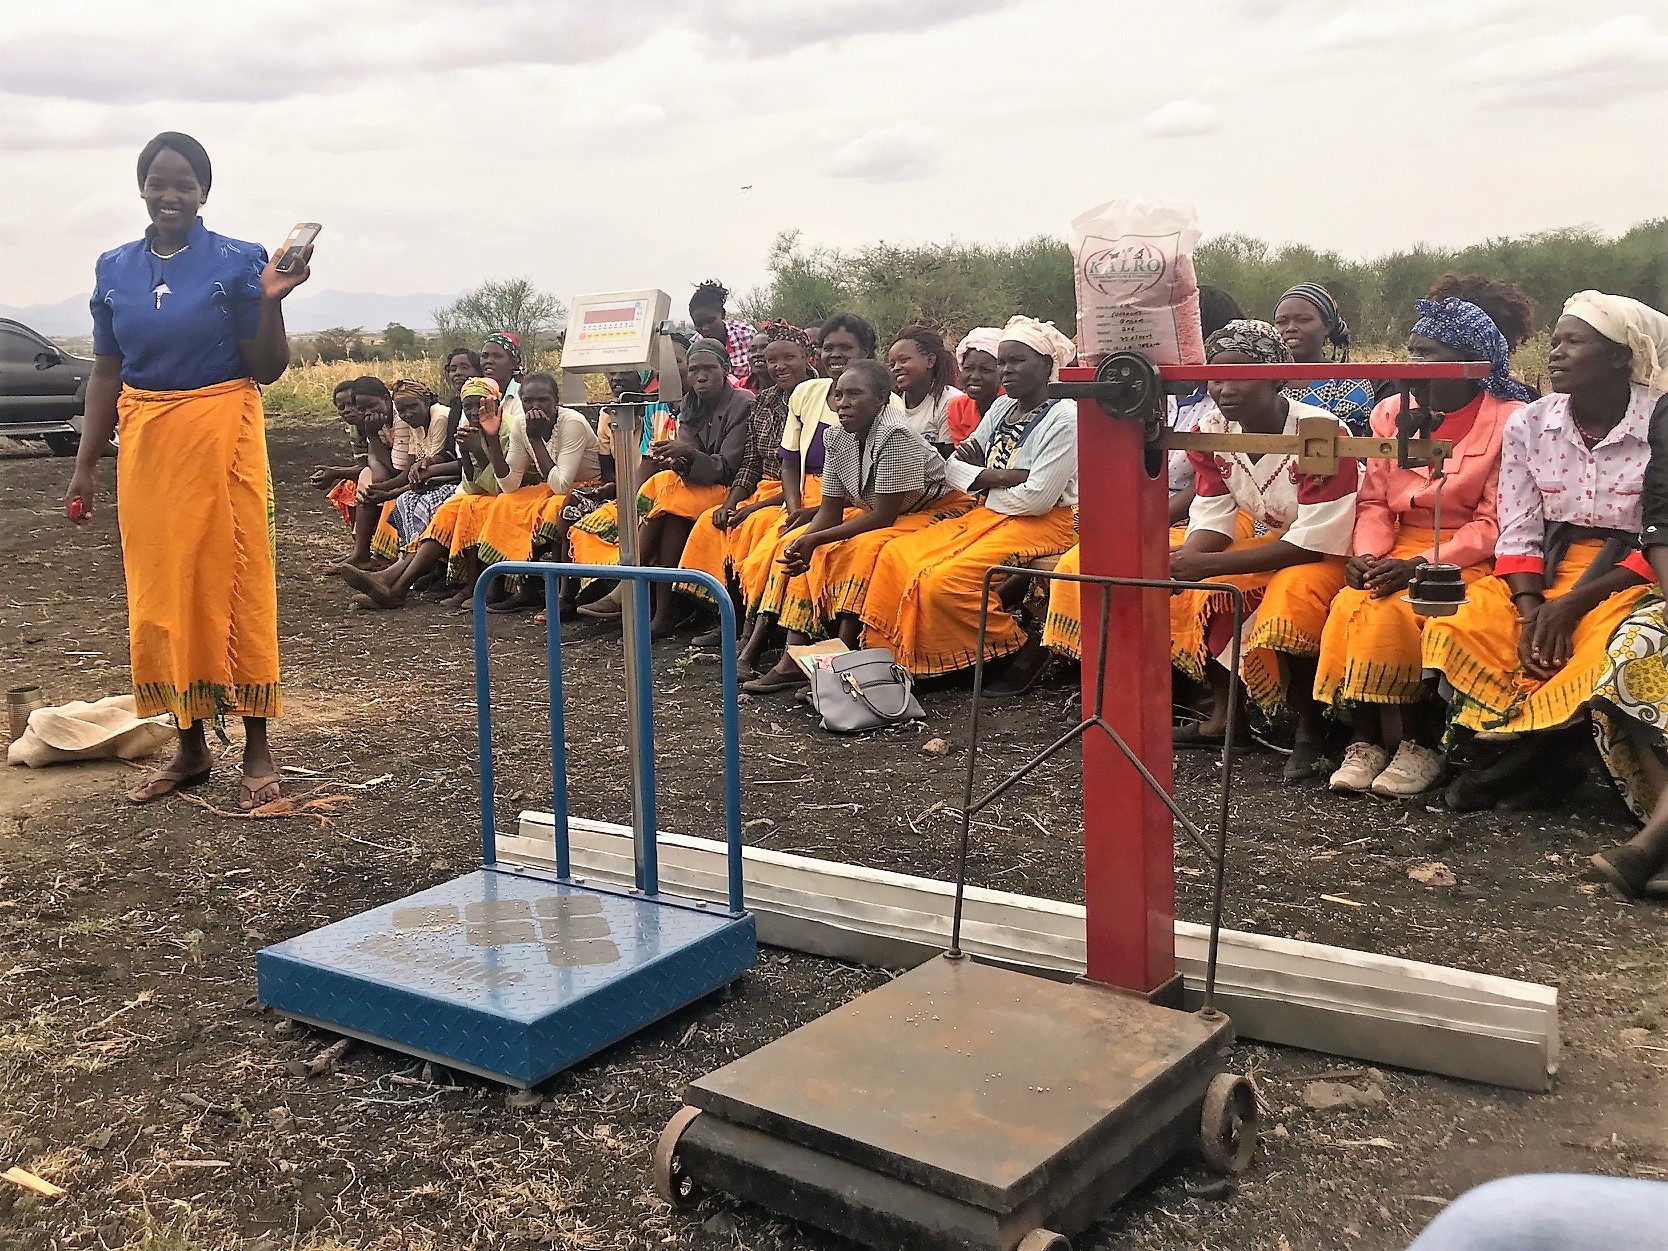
[810,648,925,733]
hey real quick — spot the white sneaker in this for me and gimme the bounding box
[1370,741,1446,797]
[1329,742,1390,793]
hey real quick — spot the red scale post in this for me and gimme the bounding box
[1065,364,1177,995]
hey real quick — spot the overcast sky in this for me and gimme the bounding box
[3,0,1664,316]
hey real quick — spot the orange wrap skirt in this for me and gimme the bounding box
[1313,529,1487,708]
[117,378,280,725]
[863,505,1078,676]
[1421,540,1651,733]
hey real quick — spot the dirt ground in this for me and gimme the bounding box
[2,417,1665,1251]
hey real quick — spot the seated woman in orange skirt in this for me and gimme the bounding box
[343,373,565,609]
[1166,320,1358,780]
[1424,291,1667,812]
[1316,298,1525,797]
[675,322,816,637]
[476,371,602,609]
[741,360,969,695]
[735,312,892,670]
[863,315,1078,677]
[569,337,750,631]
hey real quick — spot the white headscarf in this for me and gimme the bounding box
[998,315,1077,380]
[955,327,1003,366]
[1562,291,1668,391]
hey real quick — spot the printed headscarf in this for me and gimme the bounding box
[1411,298,1534,403]
[686,336,733,372]
[761,321,811,347]
[460,375,501,402]
[391,378,439,408]
[1561,291,1668,391]
[1206,319,1293,365]
[1278,282,1352,359]
[955,327,1003,366]
[483,330,524,377]
[998,315,1076,379]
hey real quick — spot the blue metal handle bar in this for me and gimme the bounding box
[472,561,746,916]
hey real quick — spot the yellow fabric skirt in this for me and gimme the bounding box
[677,479,785,607]
[420,491,495,580]
[640,470,730,523]
[117,378,280,725]
[1170,532,1280,684]
[1421,539,1651,733]
[566,471,729,568]
[1313,529,1487,707]
[1044,516,1257,660]
[476,484,556,567]
[762,494,971,635]
[863,505,1078,676]
[1241,556,1349,715]
[369,500,400,561]
[738,477,825,616]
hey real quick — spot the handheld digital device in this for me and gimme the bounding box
[275,222,322,273]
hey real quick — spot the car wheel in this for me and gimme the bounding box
[44,432,79,456]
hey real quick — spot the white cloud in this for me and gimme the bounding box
[612,102,668,127]
[826,121,941,183]
[1306,0,1532,49]
[1464,14,1668,106]
[1141,99,1221,139]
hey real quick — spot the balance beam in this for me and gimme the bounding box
[504,814,1558,1092]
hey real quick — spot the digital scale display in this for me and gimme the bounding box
[563,289,669,371]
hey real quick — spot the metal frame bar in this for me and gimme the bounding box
[949,565,1245,1012]
[471,561,747,916]
[1155,362,1492,382]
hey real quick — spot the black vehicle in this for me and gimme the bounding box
[0,317,94,455]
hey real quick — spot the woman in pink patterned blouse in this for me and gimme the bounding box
[1423,291,1668,812]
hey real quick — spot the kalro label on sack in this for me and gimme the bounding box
[1071,199,1204,366]
[1078,233,1176,301]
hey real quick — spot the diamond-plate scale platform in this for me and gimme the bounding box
[260,869,755,1087]
[259,559,759,1089]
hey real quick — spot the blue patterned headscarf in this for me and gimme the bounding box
[1411,297,1533,403]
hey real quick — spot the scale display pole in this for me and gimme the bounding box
[1067,365,1177,994]
[557,290,680,897]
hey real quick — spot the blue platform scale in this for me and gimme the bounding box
[257,563,758,1088]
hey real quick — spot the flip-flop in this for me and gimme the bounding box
[1173,721,1227,749]
[1648,872,1668,900]
[742,669,808,695]
[338,564,398,607]
[576,600,623,620]
[129,767,212,805]
[350,592,386,611]
[239,773,282,813]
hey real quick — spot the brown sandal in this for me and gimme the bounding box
[129,767,212,805]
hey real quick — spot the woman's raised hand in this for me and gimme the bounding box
[259,242,313,301]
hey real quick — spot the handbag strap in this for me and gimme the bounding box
[841,663,915,722]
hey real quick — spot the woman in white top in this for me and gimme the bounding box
[864,315,1079,676]
[360,378,462,562]
[342,373,599,610]
[1167,321,1358,779]
[889,323,963,456]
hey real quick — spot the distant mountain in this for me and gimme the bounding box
[0,290,458,339]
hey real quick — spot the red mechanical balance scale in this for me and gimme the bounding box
[653,353,1489,1251]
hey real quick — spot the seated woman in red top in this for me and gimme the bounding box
[1315,298,1527,798]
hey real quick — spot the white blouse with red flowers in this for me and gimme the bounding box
[1185,399,1358,556]
[1493,386,1657,579]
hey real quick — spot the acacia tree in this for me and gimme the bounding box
[434,279,566,352]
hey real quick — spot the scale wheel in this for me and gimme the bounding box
[653,1106,703,1208]
[1016,1230,1071,1251]
[1199,1072,1259,1174]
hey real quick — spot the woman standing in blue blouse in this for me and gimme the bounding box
[64,132,313,810]
[1274,282,1376,435]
